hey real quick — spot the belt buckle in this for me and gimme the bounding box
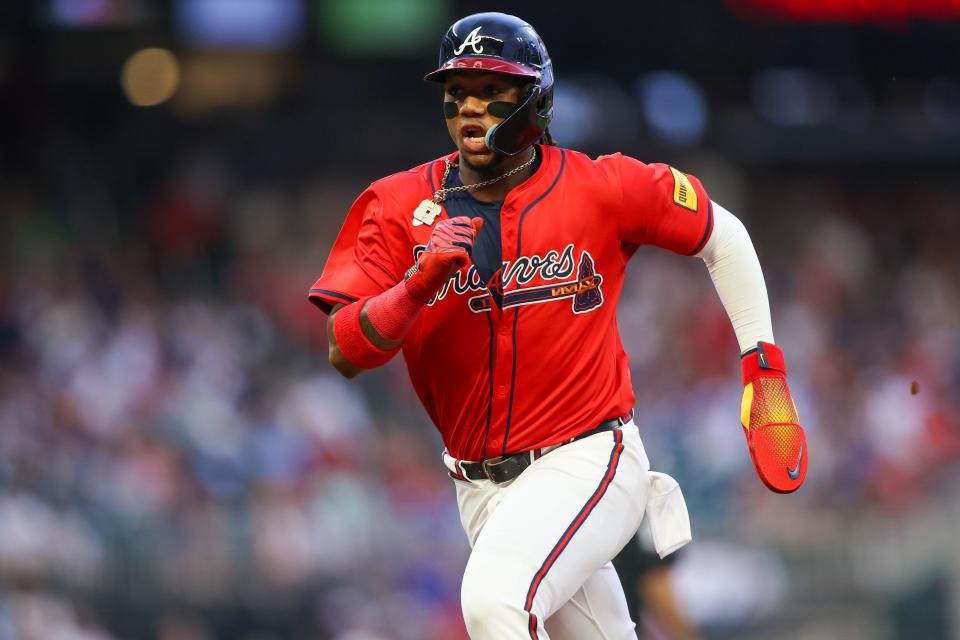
[482,456,507,482]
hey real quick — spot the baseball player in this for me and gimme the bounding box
[308,12,808,640]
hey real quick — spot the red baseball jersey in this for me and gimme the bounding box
[309,145,712,461]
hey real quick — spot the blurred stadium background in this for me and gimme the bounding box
[1,1,959,638]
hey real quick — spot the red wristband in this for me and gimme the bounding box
[332,298,399,369]
[740,341,787,385]
[366,279,427,341]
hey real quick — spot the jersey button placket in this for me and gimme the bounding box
[489,328,514,453]
[488,203,519,454]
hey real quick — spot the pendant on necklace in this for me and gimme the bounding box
[412,199,442,227]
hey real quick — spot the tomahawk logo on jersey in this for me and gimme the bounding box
[309,145,711,461]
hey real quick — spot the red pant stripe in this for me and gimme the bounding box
[528,612,539,639]
[523,429,625,637]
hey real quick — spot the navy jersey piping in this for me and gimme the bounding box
[687,199,714,256]
[501,149,566,455]
[309,289,358,302]
[308,289,359,314]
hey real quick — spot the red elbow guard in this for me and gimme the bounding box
[332,298,399,369]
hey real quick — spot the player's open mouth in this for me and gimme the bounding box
[460,124,489,154]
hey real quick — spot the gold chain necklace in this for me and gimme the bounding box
[432,147,537,204]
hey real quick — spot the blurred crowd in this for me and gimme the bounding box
[1,127,958,639]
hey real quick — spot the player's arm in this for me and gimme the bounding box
[326,296,414,378]
[326,304,362,378]
[695,202,808,493]
[325,216,483,378]
[613,155,808,493]
[604,155,807,493]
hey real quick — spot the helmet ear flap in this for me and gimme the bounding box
[519,82,538,107]
[487,83,546,156]
[536,90,554,127]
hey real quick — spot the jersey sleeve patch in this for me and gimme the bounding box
[669,166,698,212]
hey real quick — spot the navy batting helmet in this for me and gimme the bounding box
[424,12,554,156]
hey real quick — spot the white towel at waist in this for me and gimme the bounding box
[645,471,692,559]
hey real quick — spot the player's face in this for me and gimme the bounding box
[443,72,525,171]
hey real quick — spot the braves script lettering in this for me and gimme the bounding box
[409,243,604,314]
[413,243,577,302]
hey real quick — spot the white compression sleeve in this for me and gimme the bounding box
[696,201,774,353]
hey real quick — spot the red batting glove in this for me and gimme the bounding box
[740,342,808,493]
[405,216,483,303]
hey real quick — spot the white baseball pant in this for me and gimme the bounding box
[445,421,651,639]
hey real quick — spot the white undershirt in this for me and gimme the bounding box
[695,201,775,353]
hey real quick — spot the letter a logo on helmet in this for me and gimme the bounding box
[424,12,554,157]
[453,27,485,55]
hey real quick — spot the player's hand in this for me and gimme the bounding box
[740,342,808,493]
[405,216,484,303]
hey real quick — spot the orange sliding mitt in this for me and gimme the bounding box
[740,342,808,493]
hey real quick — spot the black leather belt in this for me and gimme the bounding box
[456,410,634,484]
